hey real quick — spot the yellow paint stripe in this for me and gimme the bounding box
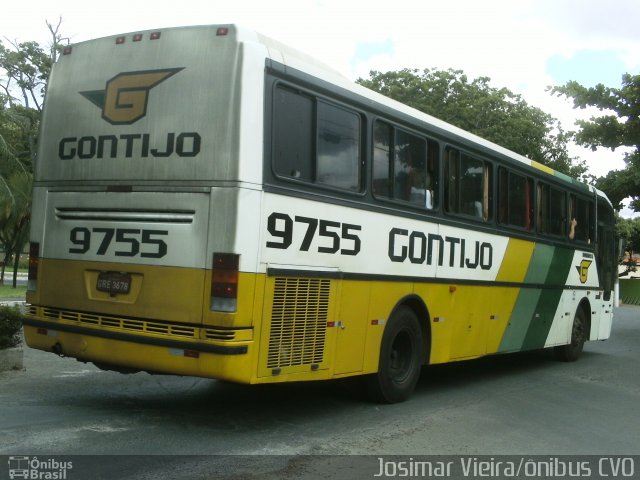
[496,238,536,283]
[531,160,554,175]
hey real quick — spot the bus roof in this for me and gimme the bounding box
[236,24,602,198]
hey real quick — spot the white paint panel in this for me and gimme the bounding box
[43,191,210,269]
[259,192,509,281]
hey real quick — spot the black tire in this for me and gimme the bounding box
[365,306,422,403]
[554,308,587,362]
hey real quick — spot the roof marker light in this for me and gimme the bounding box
[150,32,161,40]
[62,46,73,55]
[133,33,143,42]
[216,27,229,36]
[115,36,126,45]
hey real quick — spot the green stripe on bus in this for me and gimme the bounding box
[498,244,575,352]
[521,246,575,350]
[524,244,555,284]
[554,171,590,191]
[498,244,555,352]
[498,288,542,353]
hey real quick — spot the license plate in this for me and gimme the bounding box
[96,271,131,295]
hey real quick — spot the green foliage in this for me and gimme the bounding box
[552,74,640,211]
[0,171,32,286]
[0,284,27,299]
[0,41,53,111]
[0,305,23,349]
[0,27,60,287]
[358,68,587,179]
[616,216,640,255]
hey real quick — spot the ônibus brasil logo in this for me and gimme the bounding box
[8,456,73,479]
[80,68,183,125]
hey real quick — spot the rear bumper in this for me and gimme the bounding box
[24,306,256,383]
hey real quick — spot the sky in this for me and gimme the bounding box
[2,0,639,207]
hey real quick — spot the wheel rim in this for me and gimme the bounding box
[389,328,414,383]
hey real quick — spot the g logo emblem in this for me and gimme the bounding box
[576,260,592,284]
[81,68,183,125]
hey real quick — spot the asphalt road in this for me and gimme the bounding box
[1,307,639,479]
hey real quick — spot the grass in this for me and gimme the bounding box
[0,284,26,299]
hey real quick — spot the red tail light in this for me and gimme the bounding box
[211,253,239,312]
[28,242,39,291]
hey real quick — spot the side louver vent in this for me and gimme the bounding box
[267,278,330,369]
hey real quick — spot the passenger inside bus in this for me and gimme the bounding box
[569,218,578,240]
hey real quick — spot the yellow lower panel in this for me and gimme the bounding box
[29,258,206,324]
[415,283,521,363]
[26,266,527,385]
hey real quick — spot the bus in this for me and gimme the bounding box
[24,24,617,403]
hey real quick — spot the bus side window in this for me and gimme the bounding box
[499,168,533,230]
[373,121,438,210]
[445,147,492,222]
[569,194,594,243]
[444,148,460,214]
[272,85,362,192]
[537,182,566,237]
[373,121,392,197]
[426,141,439,209]
[394,129,426,205]
[273,86,313,182]
[316,101,361,191]
[537,183,547,233]
[549,187,566,235]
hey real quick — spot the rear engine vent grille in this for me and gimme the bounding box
[34,307,197,338]
[205,328,236,341]
[267,278,330,369]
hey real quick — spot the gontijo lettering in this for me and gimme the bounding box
[388,227,493,270]
[58,132,201,160]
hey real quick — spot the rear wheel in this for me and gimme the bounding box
[365,306,422,403]
[554,308,587,362]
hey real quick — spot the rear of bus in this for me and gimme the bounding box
[24,25,265,382]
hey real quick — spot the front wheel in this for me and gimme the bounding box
[554,308,587,362]
[365,306,423,403]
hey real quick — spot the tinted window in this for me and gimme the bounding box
[373,121,392,197]
[373,120,438,209]
[537,183,566,236]
[445,147,492,221]
[273,85,361,192]
[273,86,313,181]
[570,195,594,242]
[394,129,427,204]
[317,101,360,191]
[498,168,533,230]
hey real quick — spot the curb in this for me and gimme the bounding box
[0,300,26,307]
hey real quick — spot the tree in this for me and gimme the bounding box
[552,74,640,211]
[0,106,33,287]
[0,171,32,286]
[0,19,67,286]
[616,216,640,274]
[357,68,587,179]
